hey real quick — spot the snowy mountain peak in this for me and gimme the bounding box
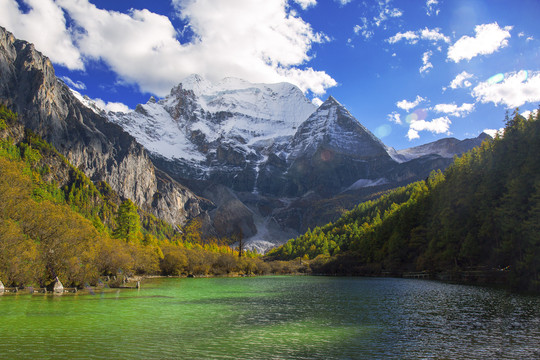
[287,93,389,160]
[322,95,340,106]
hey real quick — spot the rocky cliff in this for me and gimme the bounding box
[0,26,211,226]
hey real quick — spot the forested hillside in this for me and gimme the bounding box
[268,109,540,291]
[0,106,295,288]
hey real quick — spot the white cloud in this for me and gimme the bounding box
[353,18,373,40]
[70,88,131,113]
[483,128,504,138]
[448,22,512,62]
[419,51,433,73]
[387,31,418,44]
[426,0,440,16]
[521,109,538,119]
[293,0,317,10]
[518,32,525,37]
[92,99,131,113]
[0,0,83,69]
[448,71,474,89]
[527,36,534,42]
[373,0,402,27]
[350,1,401,43]
[420,27,450,43]
[61,76,86,90]
[3,0,336,97]
[396,95,425,112]
[472,70,540,108]
[312,97,323,106]
[407,116,451,140]
[387,27,449,45]
[407,128,420,140]
[432,103,475,117]
[388,111,401,124]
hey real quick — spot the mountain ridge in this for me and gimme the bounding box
[0,27,490,251]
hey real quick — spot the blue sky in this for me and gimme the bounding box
[0,0,539,150]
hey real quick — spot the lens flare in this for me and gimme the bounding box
[487,73,504,84]
[405,113,418,124]
[414,108,427,120]
[374,124,392,138]
[320,149,334,162]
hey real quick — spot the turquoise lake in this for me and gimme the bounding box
[0,276,539,359]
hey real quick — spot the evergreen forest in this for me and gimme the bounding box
[268,109,540,291]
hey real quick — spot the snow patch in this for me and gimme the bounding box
[345,178,389,191]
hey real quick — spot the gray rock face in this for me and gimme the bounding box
[0,26,211,226]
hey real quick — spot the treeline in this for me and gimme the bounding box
[268,109,540,291]
[0,106,300,288]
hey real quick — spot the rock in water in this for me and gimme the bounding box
[53,277,64,294]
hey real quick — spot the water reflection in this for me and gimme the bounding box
[0,277,538,359]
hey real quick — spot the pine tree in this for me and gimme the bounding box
[113,199,140,243]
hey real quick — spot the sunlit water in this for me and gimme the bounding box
[0,276,539,359]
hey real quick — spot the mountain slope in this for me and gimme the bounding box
[0,26,211,227]
[269,110,540,291]
[100,72,488,249]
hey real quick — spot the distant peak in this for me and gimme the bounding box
[182,73,204,83]
[322,95,341,107]
[478,131,493,140]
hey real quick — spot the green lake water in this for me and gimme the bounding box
[0,276,539,359]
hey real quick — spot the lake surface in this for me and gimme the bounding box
[0,276,539,359]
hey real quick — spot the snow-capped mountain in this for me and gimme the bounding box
[92,74,488,250]
[108,75,315,163]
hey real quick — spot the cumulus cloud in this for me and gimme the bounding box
[92,99,132,113]
[426,0,440,16]
[0,0,83,69]
[448,71,474,89]
[448,22,512,62]
[1,0,336,97]
[407,116,451,140]
[432,103,475,117]
[336,0,353,5]
[387,27,449,45]
[61,76,86,90]
[419,51,433,74]
[420,27,450,43]
[483,128,504,138]
[387,31,418,44]
[388,111,402,124]
[396,95,425,112]
[70,88,131,113]
[312,97,323,106]
[293,0,317,10]
[521,109,538,120]
[472,70,540,108]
